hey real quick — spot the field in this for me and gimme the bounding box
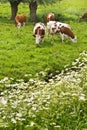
[0,0,87,80]
[0,0,87,129]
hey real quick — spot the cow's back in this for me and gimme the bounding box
[15,14,26,27]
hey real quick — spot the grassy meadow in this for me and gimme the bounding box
[0,0,87,129]
[0,0,87,80]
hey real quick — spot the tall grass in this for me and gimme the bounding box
[0,51,87,130]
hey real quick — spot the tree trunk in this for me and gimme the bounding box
[29,1,37,22]
[10,5,18,20]
[9,0,21,20]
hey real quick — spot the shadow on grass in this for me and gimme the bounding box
[37,13,79,23]
[35,40,54,48]
[0,16,14,24]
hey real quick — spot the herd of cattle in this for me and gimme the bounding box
[15,12,87,45]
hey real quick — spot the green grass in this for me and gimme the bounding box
[0,1,87,80]
[0,51,87,130]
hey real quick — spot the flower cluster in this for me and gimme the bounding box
[0,51,87,129]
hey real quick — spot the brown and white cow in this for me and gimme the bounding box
[33,22,46,45]
[15,14,26,28]
[47,21,76,42]
[47,21,70,36]
[46,13,55,22]
[58,26,77,43]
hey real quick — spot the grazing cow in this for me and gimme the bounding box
[15,14,26,28]
[47,21,70,35]
[80,12,87,19]
[46,13,55,22]
[33,22,46,45]
[47,21,76,42]
[58,26,77,43]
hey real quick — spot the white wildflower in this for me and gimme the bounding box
[12,100,18,107]
[11,83,19,87]
[0,77,9,83]
[44,128,48,130]
[30,121,35,126]
[29,79,35,82]
[24,97,33,103]
[54,125,61,128]
[16,112,22,117]
[2,116,6,119]
[32,106,36,111]
[0,92,4,95]
[46,95,50,100]
[11,118,16,124]
[79,94,86,101]
[0,97,7,105]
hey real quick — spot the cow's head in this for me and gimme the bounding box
[35,26,45,44]
[46,13,55,22]
[72,36,77,43]
[17,22,21,28]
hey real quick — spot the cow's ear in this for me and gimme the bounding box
[33,34,36,37]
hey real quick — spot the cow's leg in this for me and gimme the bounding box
[45,28,50,39]
[36,35,40,45]
[41,38,44,43]
[23,22,26,26]
[60,33,64,42]
[62,35,64,42]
